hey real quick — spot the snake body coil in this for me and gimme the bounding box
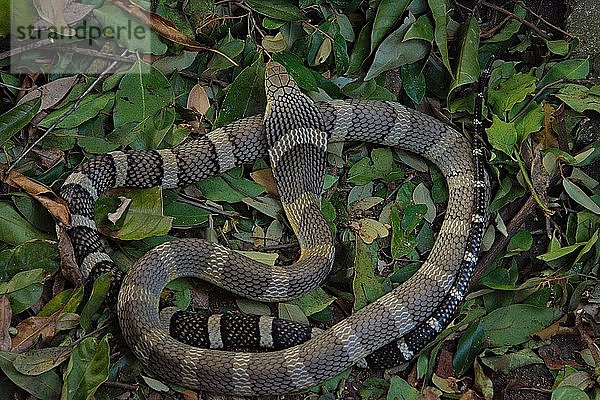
[59,61,490,395]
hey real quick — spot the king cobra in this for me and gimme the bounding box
[59,60,491,395]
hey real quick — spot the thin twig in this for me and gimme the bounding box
[101,381,139,391]
[480,1,552,40]
[49,46,136,63]
[513,0,575,38]
[0,39,55,61]
[6,51,127,175]
[177,192,242,218]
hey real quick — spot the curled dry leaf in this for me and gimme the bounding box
[57,225,84,287]
[187,84,210,116]
[1,166,69,226]
[107,196,132,224]
[0,296,12,351]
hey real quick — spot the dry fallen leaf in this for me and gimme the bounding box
[18,76,80,111]
[187,84,210,116]
[11,313,59,353]
[33,0,75,36]
[0,296,12,351]
[1,166,70,226]
[250,169,278,196]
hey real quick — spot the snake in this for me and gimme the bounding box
[58,60,492,396]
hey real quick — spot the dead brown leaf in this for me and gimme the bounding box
[18,76,80,111]
[108,0,235,65]
[0,296,12,351]
[57,225,84,287]
[1,166,70,226]
[187,84,210,116]
[11,312,59,353]
[533,314,568,341]
[250,169,278,196]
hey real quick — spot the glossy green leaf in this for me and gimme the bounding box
[113,58,175,149]
[538,59,589,88]
[0,351,62,400]
[386,375,420,400]
[447,16,480,102]
[551,386,590,400]
[370,0,411,52]
[0,97,41,146]
[79,272,111,332]
[365,15,429,81]
[428,0,451,73]
[347,22,372,76]
[486,115,517,156]
[488,72,537,113]
[40,93,114,129]
[404,14,434,42]
[507,230,533,252]
[0,240,58,281]
[0,269,45,313]
[61,336,109,400]
[244,0,305,21]
[353,239,385,310]
[480,304,559,346]
[288,288,335,316]
[0,202,51,246]
[453,321,485,375]
[14,347,71,376]
[400,63,426,103]
[556,84,600,113]
[214,58,266,128]
[112,187,173,240]
[563,178,600,214]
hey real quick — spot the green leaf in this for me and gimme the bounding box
[61,336,110,400]
[488,72,537,113]
[214,58,266,128]
[0,202,50,245]
[401,63,426,103]
[244,0,306,21]
[486,115,517,156]
[79,272,111,332]
[365,15,429,81]
[480,348,543,373]
[537,242,585,262]
[428,0,451,73]
[386,375,420,400]
[480,304,559,346]
[353,239,385,310]
[0,351,62,400]
[0,240,59,281]
[507,230,533,252]
[0,97,41,146]
[0,269,45,313]
[197,168,265,203]
[93,3,167,55]
[404,15,434,43]
[112,187,173,240]
[113,58,175,149]
[288,288,336,316]
[347,22,372,76]
[14,347,72,376]
[556,84,600,113]
[370,0,411,52]
[546,39,570,56]
[447,16,480,103]
[563,178,600,214]
[551,386,590,400]
[487,4,526,43]
[538,59,589,88]
[207,39,245,71]
[454,321,485,375]
[40,93,114,129]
